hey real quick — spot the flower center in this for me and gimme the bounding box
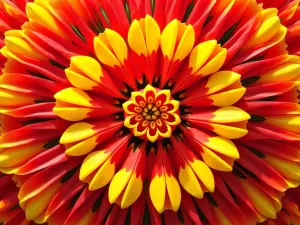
[123,85,181,142]
[142,103,161,121]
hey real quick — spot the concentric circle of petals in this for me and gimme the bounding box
[0,0,298,224]
[258,0,300,55]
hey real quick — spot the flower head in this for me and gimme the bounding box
[0,0,299,224]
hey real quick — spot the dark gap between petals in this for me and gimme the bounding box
[235,162,260,181]
[113,98,127,108]
[43,138,60,149]
[113,112,125,121]
[119,127,131,137]
[100,7,110,26]
[249,115,266,122]
[143,204,150,225]
[260,96,278,101]
[232,166,247,179]
[204,193,218,207]
[49,59,67,70]
[162,138,172,152]
[68,186,86,209]
[241,76,261,86]
[124,1,131,23]
[218,22,239,46]
[182,0,194,23]
[282,208,291,216]
[28,70,53,81]
[243,145,265,158]
[125,207,131,224]
[192,197,209,224]
[34,99,55,104]
[103,205,114,223]
[121,82,135,98]
[240,54,266,65]
[161,214,166,225]
[136,74,148,90]
[151,0,156,16]
[224,181,240,204]
[91,8,105,33]
[129,136,144,152]
[203,14,213,28]
[173,126,184,141]
[146,141,158,155]
[22,118,55,126]
[173,89,187,101]
[92,191,105,212]
[152,77,161,88]
[88,20,103,34]
[180,106,191,115]
[61,165,80,183]
[7,204,20,213]
[177,209,184,223]
[162,79,175,90]
[71,25,87,43]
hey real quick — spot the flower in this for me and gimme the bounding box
[258,0,300,55]
[0,0,299,224]
[0,173,36,225]
[0,0,31,69]
[261,187,300,225]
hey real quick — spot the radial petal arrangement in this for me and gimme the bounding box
[0,0,299,225]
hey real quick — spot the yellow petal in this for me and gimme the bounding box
[0,143,43,168]
[121,173,143,208]
[205,71,241,95]
[105,29,128,64]
[0,88,35,107]
[241,180,277,219]
[89,159,115,190]
[265,154,300,181]
[149,174,166,213]
[211,122,248,139]
[214,207,234,225]
[145,15,161,54]
[196,46,227,76]
[70,56,103,82]
[258,63,300,84]
[160,19,178,59]
[179,164,203,198]
[65,69,99,90]
[26,3,66,39]
[23,182,60,221]
[265,115,300,134]
[204,136,239,159]
[173,25,195,61]
[128,20,148,56]
[60,122,97,144]
[54,88,92,107]
[109,168,133,204]
[189,40,217,74]
[190,159,215,192]
[53,105,92,122]
[211,107,250,123]
[80,150,111,181]
[166,175,181,212]
[65,134,99,156]
[201,145,234,172]
[245,16,280,49]
[4,36,45,59]
[75,210,93,225]
[94,35,121,67]
[210,88,246,107]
